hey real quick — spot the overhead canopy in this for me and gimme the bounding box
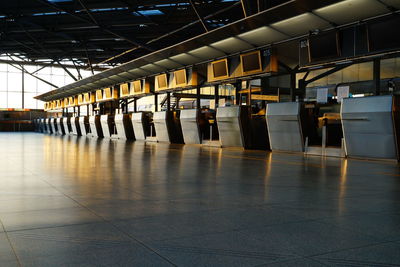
[36,0,399,102]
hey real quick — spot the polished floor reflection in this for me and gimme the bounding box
[1,133,400,266]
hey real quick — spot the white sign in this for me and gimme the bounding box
[337,86,350,103]
[209,100,215,109]
[316,88,328,103]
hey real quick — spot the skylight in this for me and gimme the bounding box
[47,0,73,3]
[133,9,164,16]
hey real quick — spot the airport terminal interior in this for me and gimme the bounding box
[1,0,400,266]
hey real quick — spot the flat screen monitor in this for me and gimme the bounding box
[64,98,69,106]
[84,93,90,102]
[133,80,142,93]
[96,90,103,100]
[157,74,168,89]
[104,88,112,98]
[120,83,129,96]
[212,59,229,79]
[241,51,262,74]
[174,69,187,86]
[309,31,340,61]
[368,16,400,52]
[68,97,75,106]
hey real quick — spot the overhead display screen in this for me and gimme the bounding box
[104,88,112,98]
[133,80,142,93]
[368,16,400,52]
[241,51,262,73]
[212,59,228,78]
[175,69,187,86]
[120,84,129,95]
[157,74,168,89]
[309,31,340,61]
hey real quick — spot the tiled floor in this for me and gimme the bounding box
[0,132,400,266]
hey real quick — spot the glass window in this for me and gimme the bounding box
[0,72,7,91]
[8,72,22,92]
[0,63,7,72]
[37,80,53,93]
[36,66,51,75]
[24,74,37,93]
[8,92,22,108]
[52,75,65,87]
[24,93,37,109]
[0,92,7,108]
[24,65,38,73]
[51,66,65,75]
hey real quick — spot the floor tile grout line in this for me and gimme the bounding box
[0,218,22,267]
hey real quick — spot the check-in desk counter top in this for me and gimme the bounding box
[63,117,72,135]
[266,102,304,152]
[89,115,103,138]
[153,110,184,144]
[100,115,115,138]
[131,112,154,141]
[79,116,90,136]
[180,109,201,144]
[341,95,398,160]
[56,118,64,135]
[216,106,243,148]
[70,117,81,136]
[115,114,134,140]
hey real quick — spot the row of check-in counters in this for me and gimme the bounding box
[34,95,400,161]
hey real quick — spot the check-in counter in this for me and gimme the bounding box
[89,115,103,138]
[45,118,52,134]
[131,112,154,141]
[341,95,399,160]
[115,114,134,140]
[50,118,57,134]
[153,110,184,143]
[180,109,201,144]
[266,102,304,152]
[33,119,39,132]
[40,118,46,133]
[70,117,81,136]
[216,106,244,147]
[100,115,116,138]
[79,116,90,136]
[56,118,64,135]
[63,117,72,135]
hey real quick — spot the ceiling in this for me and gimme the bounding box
[0,0,289,68]
[35,0,400,102]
